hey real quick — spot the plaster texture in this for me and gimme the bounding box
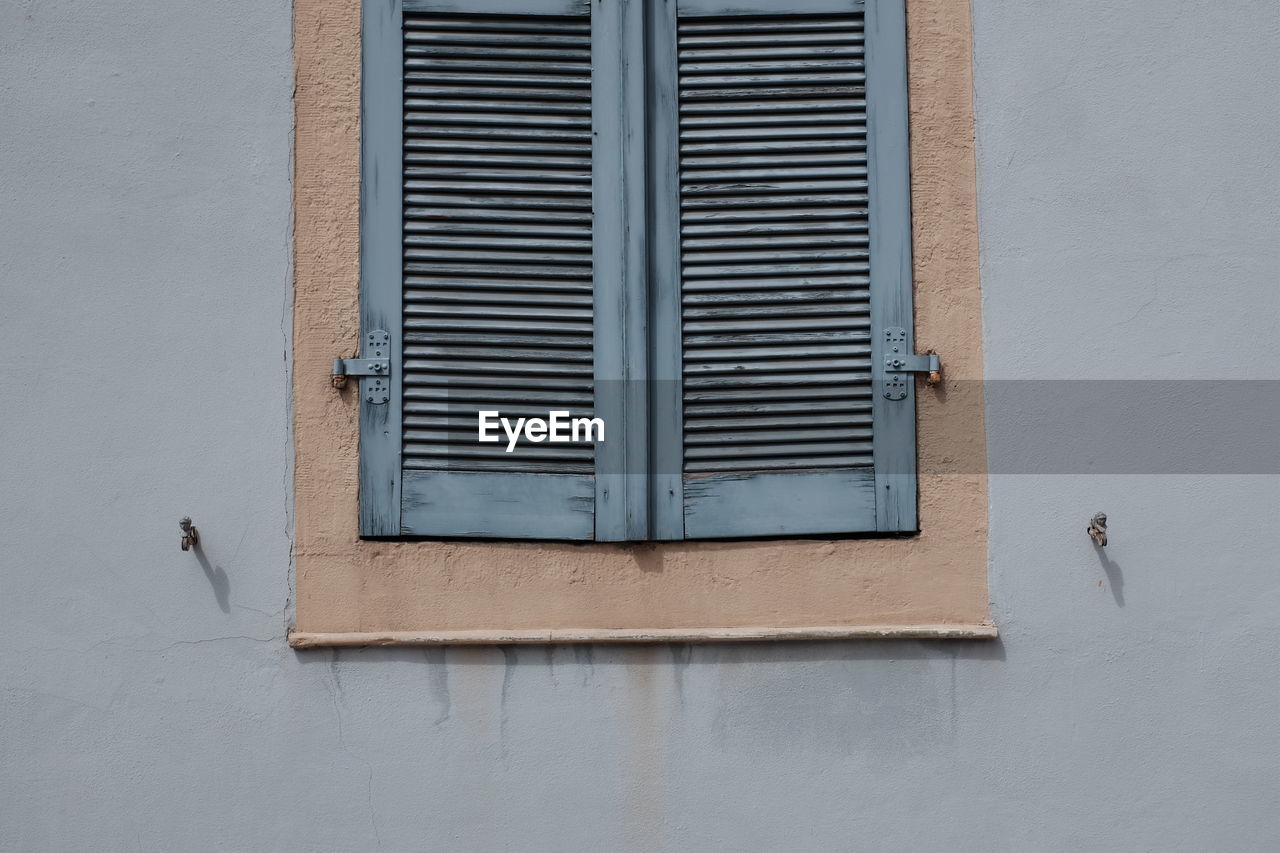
[2,0,1279,850]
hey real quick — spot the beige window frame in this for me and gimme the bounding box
[288,0,993,646]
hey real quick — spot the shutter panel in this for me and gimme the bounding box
[360,0,603,539]
[664,0,918,538]
[360,0,918,541]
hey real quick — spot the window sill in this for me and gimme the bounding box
[288,622,998,648]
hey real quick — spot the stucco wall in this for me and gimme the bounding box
[2,0,1278,851]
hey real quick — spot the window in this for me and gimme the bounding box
[357,0,920,542]
[290,0,990,643]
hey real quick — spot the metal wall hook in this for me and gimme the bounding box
[179,517,199,552]
[1088,512,1108,547]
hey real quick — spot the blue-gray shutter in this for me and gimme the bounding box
[650,0,919,538]
[360,0,619,539]
[360,0,918,541]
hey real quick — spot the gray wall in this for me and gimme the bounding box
[2,0,1277,850]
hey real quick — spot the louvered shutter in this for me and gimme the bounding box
[359,0,640,539]
[359,0,918,540]
[650,0,919,538]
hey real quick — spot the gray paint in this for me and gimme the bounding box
[360,0,405,536]
[1,0,1278,851]
[394,3,599,537]
[645,0,685,541]
[675,2,904,536]
[591,0,651,541]
[863,0,916,531]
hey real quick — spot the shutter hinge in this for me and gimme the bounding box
[332,329,390,404]
[883,327,941,400]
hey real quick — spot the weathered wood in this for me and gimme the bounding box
[671,5,891,532]
[401,471,594,538]
[684,470,877,537]
[866,0,918,532]
[678,0,865,20]
[358,0,405,537]
[396,3,598,535]
[648,0,686,540]
[592,0,650,541]
[404,0,590,17]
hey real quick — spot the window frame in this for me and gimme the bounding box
[289,0,993,645]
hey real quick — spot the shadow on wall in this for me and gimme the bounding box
[192,547,231,613]
[292,637,1007,670]
[1094,543,1125,607]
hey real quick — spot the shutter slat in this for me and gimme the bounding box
[405,287,594,304]
[684,341,871,359]
[678,150,865,167]
[404,279,592,295]
[678,58,864,74]
[405,220,591,237]
[406,140,592,156]
[406,409,595,424]
[402,10,594,478]
[678,17,859,34]
[680,32,862,46]
[403,34,590,48]
[684,371,871,388]
[680,165,866,181]
[404,45,592,60]
[405,206,590,223]
[683,291,866,308]
[404,152,590,168]
[404,15,588,33]
[685,410,872,429]
[680,138,865,155]
[677,47,863,61]
[404,233,591,251]
[403,58,590,73]
[679,11,873,476]
[683,276,868,292]
[680,87,865,103]
[684,455,870,473]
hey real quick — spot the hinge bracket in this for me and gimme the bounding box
[882,327,941,401]
[333,329,390,404]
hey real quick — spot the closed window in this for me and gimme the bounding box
[356,0,920,541]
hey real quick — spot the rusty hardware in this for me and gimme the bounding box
[883,328,943,400]
[925,351,942,386]
[179,517,199,552]
[1087,512,1108,547]
[333,330,391,404]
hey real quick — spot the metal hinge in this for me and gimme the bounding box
[883,327,941,401]
[332,329,390,404]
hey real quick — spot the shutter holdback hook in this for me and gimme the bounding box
[179,517,199,552]
[1088,512,1108,547]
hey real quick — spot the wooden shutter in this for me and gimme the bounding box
[650,0,918,538]
[359,0,918,541]
[360,0,621,539]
